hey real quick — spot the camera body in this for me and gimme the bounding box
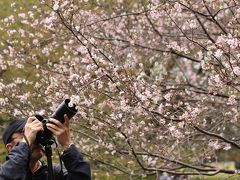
[35,99,78,146]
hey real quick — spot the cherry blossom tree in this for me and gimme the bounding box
[1,0,240,178]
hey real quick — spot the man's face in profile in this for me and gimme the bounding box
[7,132,44,160]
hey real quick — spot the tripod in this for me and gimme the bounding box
[44,140,55,180]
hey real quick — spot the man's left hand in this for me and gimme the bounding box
[46,114,73,150]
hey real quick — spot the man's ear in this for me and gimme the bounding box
[6,143,14,153]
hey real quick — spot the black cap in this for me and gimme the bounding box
[2,118,27,145]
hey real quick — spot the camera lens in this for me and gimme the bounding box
[51,99,78,123]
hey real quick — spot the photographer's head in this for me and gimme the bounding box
[2,118,26,151]
[2,117,44,161]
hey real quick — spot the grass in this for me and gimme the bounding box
[192,162,239,180]
[193,174,240,180]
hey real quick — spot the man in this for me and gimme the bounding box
[0,115,91,180]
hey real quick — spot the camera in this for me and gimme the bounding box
[35,99,78,146]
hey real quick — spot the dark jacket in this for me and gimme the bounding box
[0,142,91,180]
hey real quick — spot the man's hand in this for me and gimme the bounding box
[46,114,73,149]
[23,117,44,146]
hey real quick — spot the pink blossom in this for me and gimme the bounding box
[18,13,27,19]
[223,144,231,151]
[164,93,172,101]
[214,49,223,58]
[32,39,39,45]
[208,141,221,150]
[52,3,59,11]
[233,66,240,76]
[227,38,239,49]
[228,95,237,105]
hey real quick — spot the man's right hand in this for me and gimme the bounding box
[22,117,43,146]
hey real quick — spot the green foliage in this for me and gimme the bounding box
[0,0,36,17]
[0,143,7,163]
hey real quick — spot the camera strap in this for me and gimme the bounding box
[53,138,64,177]
[23,134,32,171]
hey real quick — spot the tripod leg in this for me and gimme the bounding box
[45,144,55,180]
